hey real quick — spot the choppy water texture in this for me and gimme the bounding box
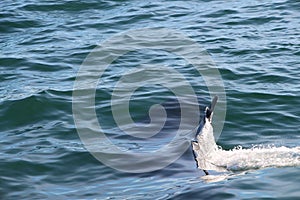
[1,0,300,199]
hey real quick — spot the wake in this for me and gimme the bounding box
[208,144,300,172]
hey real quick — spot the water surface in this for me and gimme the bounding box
[1,0,300,199]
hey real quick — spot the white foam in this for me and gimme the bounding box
[211,145,300,172]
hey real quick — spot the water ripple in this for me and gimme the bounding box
[1,0,300,199]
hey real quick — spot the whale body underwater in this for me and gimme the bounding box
[191,96,300,176]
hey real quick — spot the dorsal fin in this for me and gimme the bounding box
[205,96,218,122]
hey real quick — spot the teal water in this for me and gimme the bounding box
[1,0,300,199]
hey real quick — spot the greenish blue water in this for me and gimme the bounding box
[1,0,300,199]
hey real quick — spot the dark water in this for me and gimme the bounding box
[1,0,300,199]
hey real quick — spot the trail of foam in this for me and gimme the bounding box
[209,145,300,172]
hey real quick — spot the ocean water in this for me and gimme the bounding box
[1,0,300,199]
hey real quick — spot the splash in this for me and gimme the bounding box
[211,144,300,172]
[193,115,300,174]
[192,96,300,183]
[197,143,300,183]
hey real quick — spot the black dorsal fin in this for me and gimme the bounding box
[206,96,218,120]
